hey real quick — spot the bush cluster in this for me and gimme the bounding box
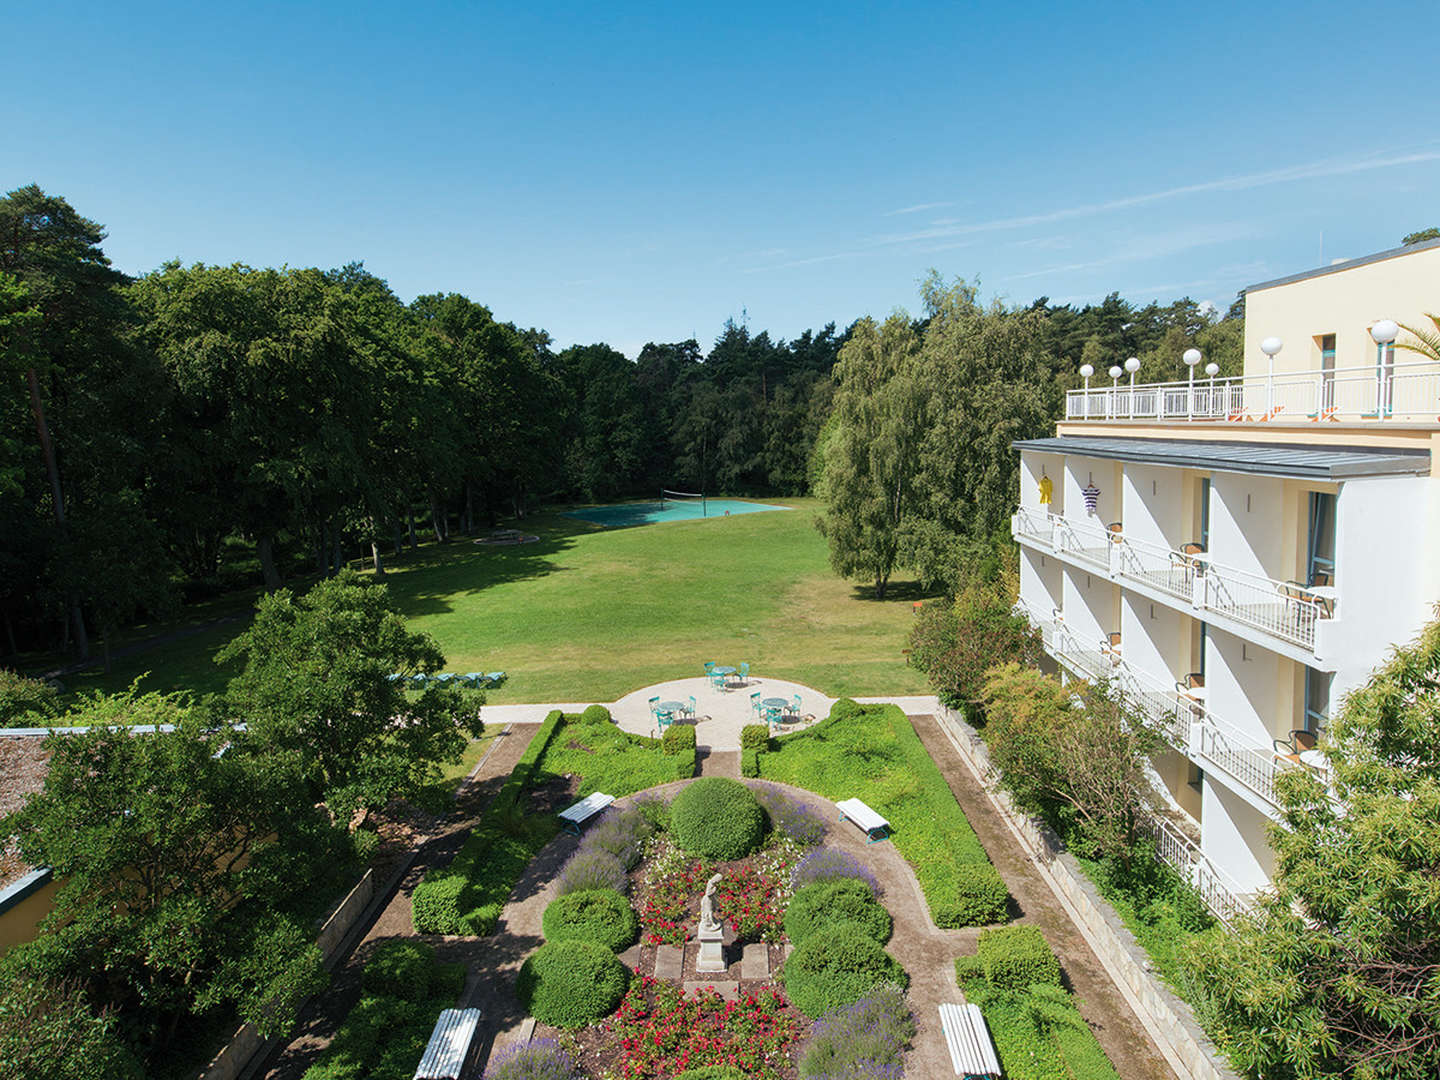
[412,713,566,934]
[741,748,760,777]
[0,670,60,727]
[791,847,880,897]
[958,978,1119,1080]
[753,782,827,847]
[969,925,1061,990]
[555,796,666,897]
[741,724,770,750]
[670,777,764,860]
[555,848,628,895]
[662,723,696,755]
[302,942,465,1080]
[784,880,892,946]
[933,863,1009,927]
[541,888,638,952]
[783,923,908,1018]
[482,1037,579,1079]
[579,704,612,725]
[515,940,629,1028]
[798,983,915,1079]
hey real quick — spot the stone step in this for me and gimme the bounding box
[654,944,684,981]
[740,943,770,981]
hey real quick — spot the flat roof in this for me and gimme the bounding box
[1245,236,1440,294]
[1012,435,1430,480]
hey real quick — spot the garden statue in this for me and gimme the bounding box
[699,872,723,933]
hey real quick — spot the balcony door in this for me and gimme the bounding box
[1318,334,1336,413]
[1306,492,1336,587]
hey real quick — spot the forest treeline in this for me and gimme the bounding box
[1,185,1241,659]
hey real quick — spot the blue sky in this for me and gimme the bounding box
[8,1,1440,356]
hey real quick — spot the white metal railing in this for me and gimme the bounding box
[1108,661,1195,752]
[1201,562,1329,652]
[1113,532,1199,603]
[1146,813,1253,926]
[1053,515,1114,572]
[1190,709,1300,810]
[1065,359,1440,424]
[1027,512,1335,653]
[1013,506,1054,546]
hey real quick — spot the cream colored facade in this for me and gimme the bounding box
[1242,239,1440,377]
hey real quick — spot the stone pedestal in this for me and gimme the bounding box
[695,926,726,973]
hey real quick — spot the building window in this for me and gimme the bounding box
[1317,334,1336,413]
[1187,762,1204,791]
[1307,492,1336,587]
[1304,667,1332,733]
[1198,477,1211,549]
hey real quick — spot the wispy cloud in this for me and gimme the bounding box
[882,201,956,217]
[1000,223,1252,283]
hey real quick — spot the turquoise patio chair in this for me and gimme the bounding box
[484,671,506,687]
[704,661,717,673]
[763,703,784,726]
[461,672,485,686]
[750,691,762,717]
[737,661,750,685]
[708,669,726,690]
[791,693,803,717]
[408,673,428,690]
[648,695,661,716]
[685,695,697,719]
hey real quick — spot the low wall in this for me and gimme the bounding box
[933,706,1241,1080]
[199,869,376,1080]
[0,868,58,952]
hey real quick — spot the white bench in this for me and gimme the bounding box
[414,1007,481,1080]
[559,792,614,834]
[835,797,890,843]
[939,1002,1001,1078]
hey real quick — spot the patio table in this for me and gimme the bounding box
[713,666,736,677]
[656,700,686,715]
[761,697,790,711]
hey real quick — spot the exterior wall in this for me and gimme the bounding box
[1121,592,1186,684]
[0,871,57,952]
[1122,463,1186,550]
[1205,625,1284,748]
[1020,451,1066,514]
[1060,564,1116,644]
[1202,780,1275,893]
[1153,749,1202,821]
[1243,242,1440,378]
[1020,547,1063,616]
[1207,472,1285,581]
[1063,454,1122,527]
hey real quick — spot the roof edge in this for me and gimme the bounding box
[1244,236,1440,294]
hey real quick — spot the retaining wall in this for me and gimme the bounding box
[934,706,1241,1080]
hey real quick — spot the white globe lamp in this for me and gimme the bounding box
[1370,320,1399,418]
[1182,348,1202,419]
[1369,319,1399,345]
[1079,363,1094,393]
[1205,362,1219,377]
[1259,337,1283,416]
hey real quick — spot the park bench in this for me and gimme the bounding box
[835,797,890,843]
[413,1007,481,1080]
[559,792,614,835]
[938,1002,1001,1078]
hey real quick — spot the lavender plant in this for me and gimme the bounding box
[799,984,915,1079]
[792,846,881,897]
[483,1038,579,1079]
[555,848,628,895]
[753,782,827,847]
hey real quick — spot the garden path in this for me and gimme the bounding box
[909,713,1176,1080]
[257,722,542,1080]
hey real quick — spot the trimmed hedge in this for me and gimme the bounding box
[959,979,1120,1080]
[783,923,908,1018]
[537,714,693,797]
[412,715,565,934]
[662,724,696,755]
[763,701,1011,928]
[580,704,612,725]
[740,724,770,750]
[740,748,760,777]
[515,940,629,1028]
[975,925,1061,990]
[362,940,464,1000]
[784,880,892,946]
[541,889,638,952]
[670,777,764,860]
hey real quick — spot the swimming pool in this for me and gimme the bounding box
[564,499,792,527]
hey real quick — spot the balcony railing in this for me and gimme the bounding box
[1066,359,1440,424]
[1190,709,1300,810]
[1013,506,1054,546]
[1146,813,1253,926]
[1014,510,1334,653]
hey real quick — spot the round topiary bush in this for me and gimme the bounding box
[784,879,892,946]
[541,888,638,952]
[670,777,764,860]
[783,923,908,1018]
[515,940,629,1028]
[580,704,612,725]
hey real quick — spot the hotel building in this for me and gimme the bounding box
[1010,238,1440,921]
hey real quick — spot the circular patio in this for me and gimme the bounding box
[609,675,835,750]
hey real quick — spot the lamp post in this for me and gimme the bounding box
[1108,364,1122,419]
[1370,319,1399,418]
[1079,363,1093,392]
[1205,361,1219,412]
[1183,348,1202,420]
[1260,336,1283,418]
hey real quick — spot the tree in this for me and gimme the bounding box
[0,973,142,1080]
[817,312,925,598]
[1181,614,1440,1079]
[907,594,1042,709]
[218,570,483,816]
[1402,227,1440,246]
[980,663,1160,869]
[0,691,332,1057]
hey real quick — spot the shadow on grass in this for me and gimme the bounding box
[846,580,945,604]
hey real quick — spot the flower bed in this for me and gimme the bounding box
[636,838,712,946]
[600,976,801,1080]
[714,838,802,943]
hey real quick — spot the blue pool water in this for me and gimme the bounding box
[565,499,791,527]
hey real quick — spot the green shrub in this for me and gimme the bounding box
[674,1068,746,1080]
[662,724,696,755]
[515,940,629,1028]
[670,777,764,860]
[363,940,435,999]
[541,889,638,952]
[740,748,759,777]
[635,794,670,832]
[935,863,1010,927]
[0,670,60,727]
[784,880,892,946]
[782,923,908,1018]
[954,954,983,984]
[580,704,612,725]
[411,873,466,934]
[976,925,1061,991]
[741,724,770,750]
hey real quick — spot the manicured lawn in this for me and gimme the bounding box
[54,498,931,704]
[533,711,692,798]
[759,701,1009,927]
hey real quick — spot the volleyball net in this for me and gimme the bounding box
[660,489,707,516]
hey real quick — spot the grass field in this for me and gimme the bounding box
[52,498,933,704]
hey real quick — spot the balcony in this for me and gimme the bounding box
[1066,359,1440,425]
[1013,511,1334,655]
[1014,601,1305,815]
[1145,814,1253,926]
